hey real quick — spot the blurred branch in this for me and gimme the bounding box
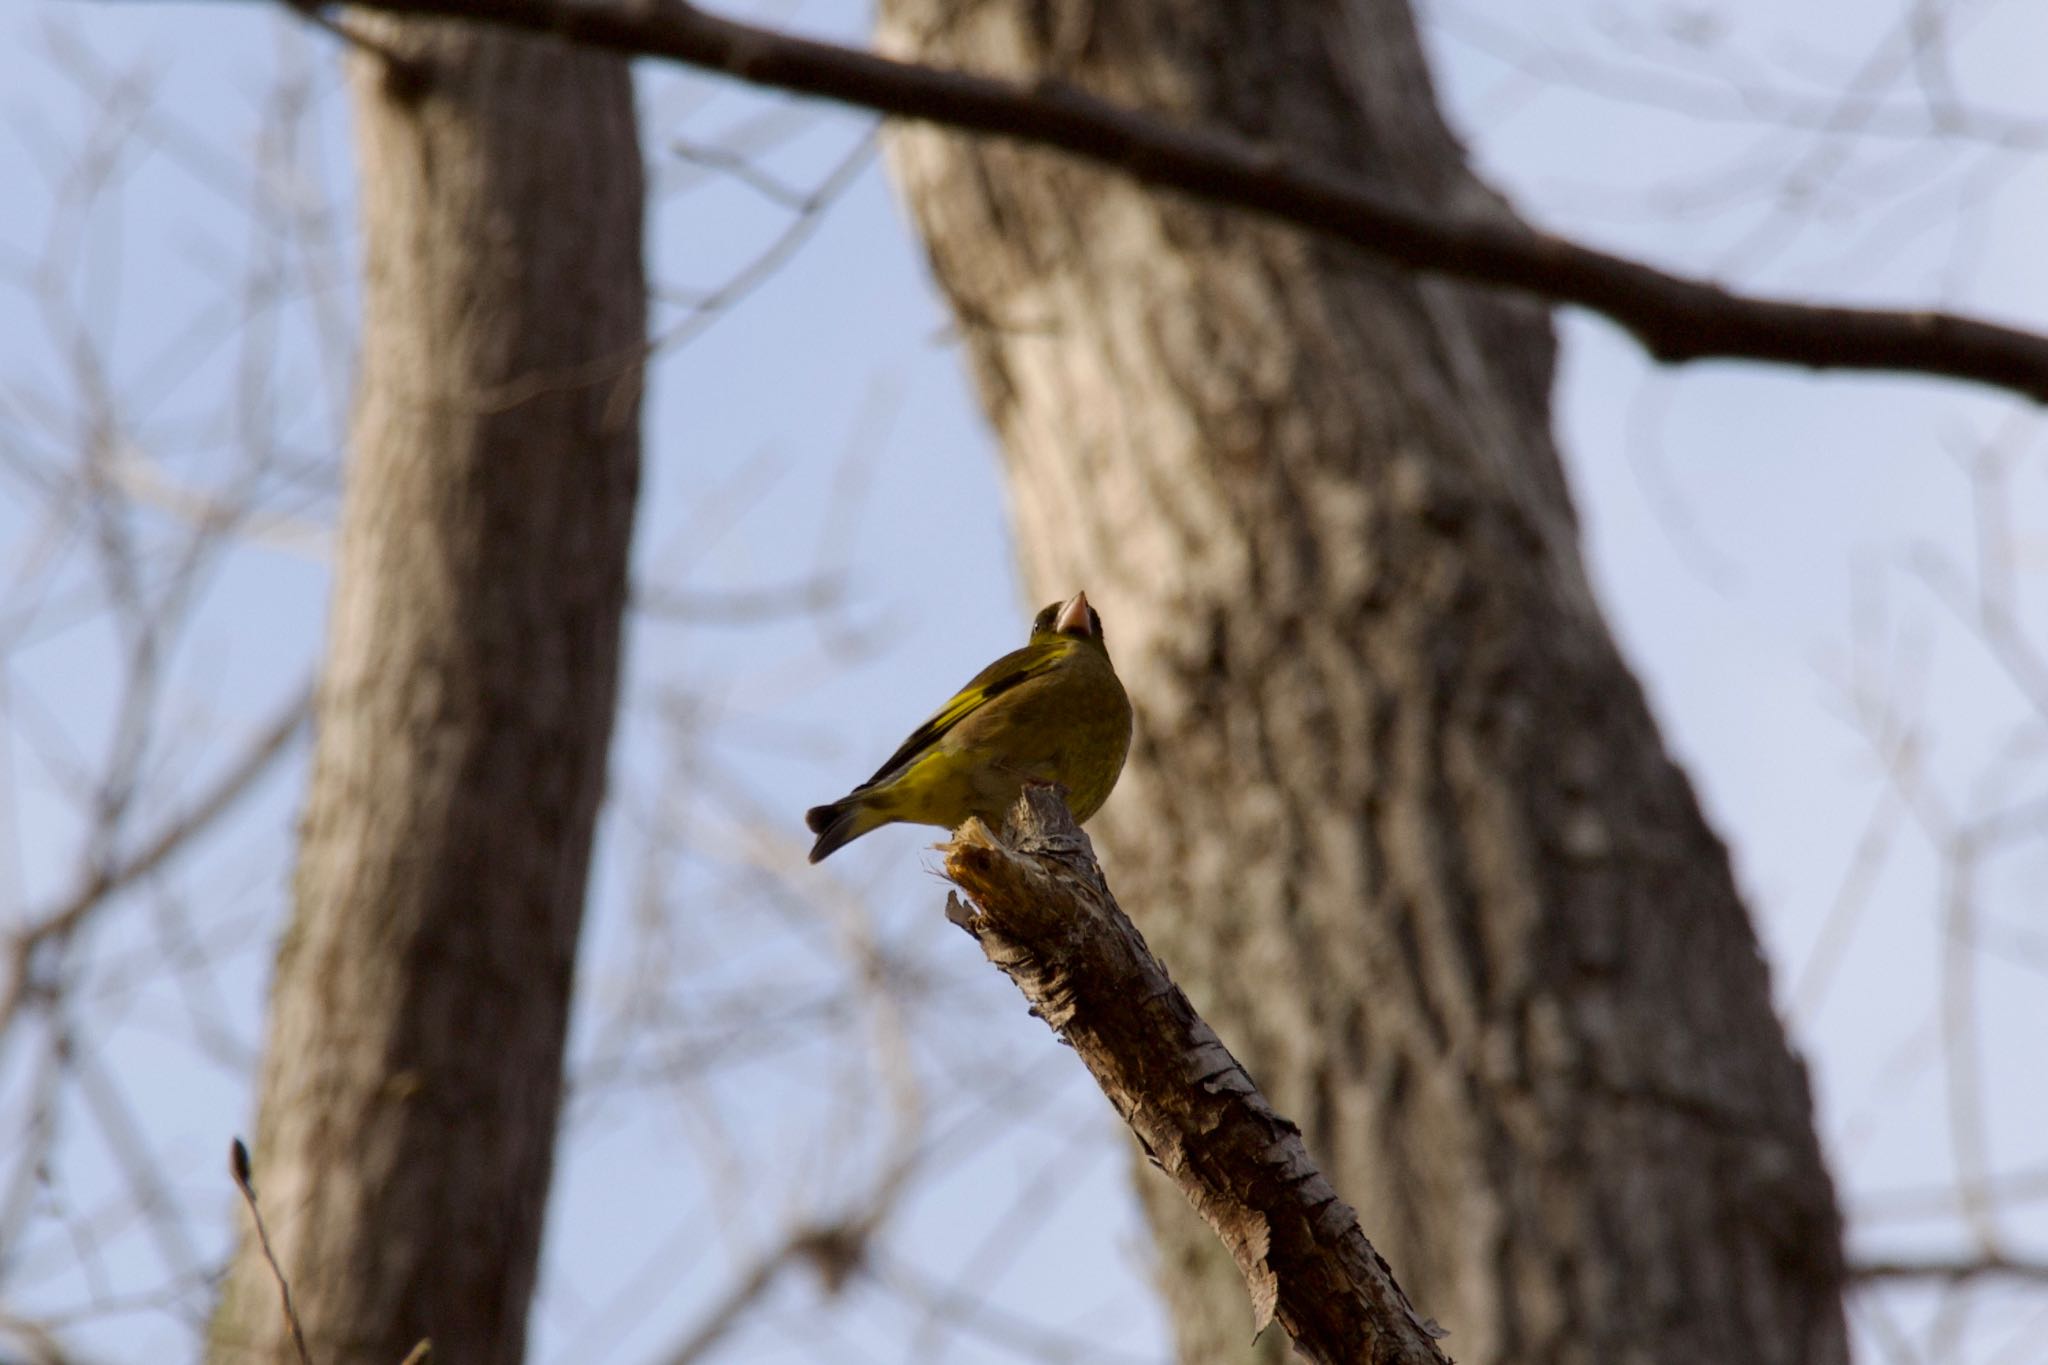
[0,1310,77,1365]
[658,1218,869,1365]
[648,130,875,358]
[1,683,311,1032]
[319,0,2048,401]
[280,0,428,93]
[941,787,1449,1365]
[878,1246,1164,1365]
[1851,1254,2048,1285]
[666,136,818,210]
[1430,1,2048,148]
[633,575,847,625]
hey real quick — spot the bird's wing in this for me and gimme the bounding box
[857,642,1065,789]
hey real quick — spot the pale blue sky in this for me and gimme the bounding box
[3,1,2045,1361]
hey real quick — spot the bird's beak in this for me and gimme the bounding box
[1053,591,1092,637]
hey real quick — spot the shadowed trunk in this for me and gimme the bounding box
[208,21,643,1364]
[877,2,1846,1361]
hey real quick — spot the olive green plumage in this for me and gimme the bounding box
[805,591,1133,863]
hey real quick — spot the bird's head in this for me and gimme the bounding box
[1031,591,1106,649]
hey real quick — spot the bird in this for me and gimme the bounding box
[805,591,1133,863]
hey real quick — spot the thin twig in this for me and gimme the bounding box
[280,2,430,96]
[229,1138,312,1365]
[1851,1254,2048,1285]
[0,684,312,1032]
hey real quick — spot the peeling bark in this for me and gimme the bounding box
[945,788,1449,1365]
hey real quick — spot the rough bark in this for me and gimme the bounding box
[208,22,643,1365]
[877,3,1847,1363]
[945,787,1449,1365]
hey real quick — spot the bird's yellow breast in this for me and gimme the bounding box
[881,639,1131,830]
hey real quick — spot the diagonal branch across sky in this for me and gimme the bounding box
[322,0,2048,403]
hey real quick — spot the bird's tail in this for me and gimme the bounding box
[805,795,885,864]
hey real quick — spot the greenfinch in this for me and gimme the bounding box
[805,591,1133,863]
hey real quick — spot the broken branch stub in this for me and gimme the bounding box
[941,786,1450,1365]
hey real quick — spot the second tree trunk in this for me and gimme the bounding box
[878,2,1846,1361]
[209,23,643,1364]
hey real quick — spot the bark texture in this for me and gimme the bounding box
[208,22,643,1365]
[878,3,1847,1363]
[945,788,1449,1365]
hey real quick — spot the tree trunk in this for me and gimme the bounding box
[209,22,643,1365]
[877,3,1846,1362]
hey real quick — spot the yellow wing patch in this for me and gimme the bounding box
[856,645,1067,790]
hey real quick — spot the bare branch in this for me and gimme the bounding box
[0,683,311,1033]
[1851,1254,2048,1286]
[228,1139,311,1365]
[941,787,1449,1365]
[655,1221,852,1365]
[325,0,2048,402]
[279,1,429,96]
[26,682,310,943]
[632,574,847,624]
